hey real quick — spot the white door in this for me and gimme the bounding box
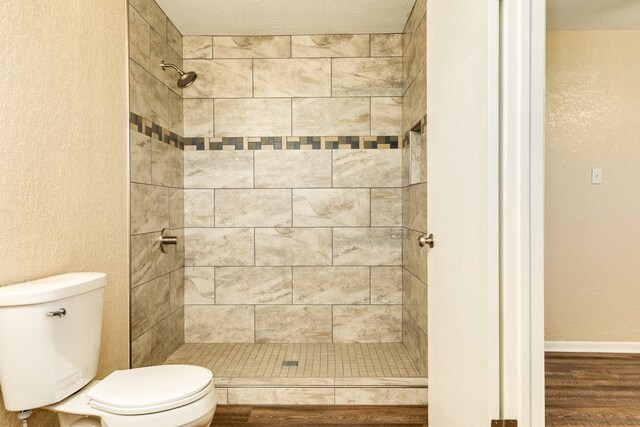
[426,0,501,425]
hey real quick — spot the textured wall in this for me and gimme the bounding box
[0,0,128,425]
[401,0,428,376]
[545,31,640,341]
[128,0,186,367]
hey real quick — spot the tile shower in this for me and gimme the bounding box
[129,0,427,405]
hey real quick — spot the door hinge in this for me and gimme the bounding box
[491,420,517,427]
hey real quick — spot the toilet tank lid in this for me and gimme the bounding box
[0,272,106,306]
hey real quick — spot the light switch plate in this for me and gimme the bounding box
[591,168,602,184]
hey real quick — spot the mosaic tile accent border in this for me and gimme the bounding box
[130,112,401,151]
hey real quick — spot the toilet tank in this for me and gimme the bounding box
[0,272,106,411]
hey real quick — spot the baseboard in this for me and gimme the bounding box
[545,341,640,353]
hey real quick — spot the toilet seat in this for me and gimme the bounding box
[87,365,213,415]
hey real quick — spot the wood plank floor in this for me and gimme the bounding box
[212,405,428,426]
[546,352,640,426]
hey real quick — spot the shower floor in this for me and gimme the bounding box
[164,343,428,405]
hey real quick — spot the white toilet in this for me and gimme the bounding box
[0,272,216,427]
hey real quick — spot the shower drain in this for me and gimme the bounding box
[282,360,299,367]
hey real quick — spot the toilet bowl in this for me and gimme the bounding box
[0,273,217,427]
[48,365,216,427]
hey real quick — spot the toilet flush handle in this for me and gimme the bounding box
[47,308,66,318]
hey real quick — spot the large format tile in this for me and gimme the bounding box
[228,388,334,405]
[184,189,215,227]
[403,228,428,283]
[149,29,183,95]
[213,36,291,58]
[371,188,402,226]
[166,20,182,56]
[183,98,214,137]
[293,189,370,227]
[333,305,402,343]
[184,266,216,304]
[371,266,402,304]
[333,228,402,266]
[168,90,184,135]
[293,267,369,304]
[184,150,253,189]
[130,60,169,128]
[404,183,428,232]
[410,274,428,334]
[403,17,427,94]
[255,305,332,343]
[169,268,184,312]
[131,231,181,286]
[216,189,292,227]
[131,314,175,368]
[403,0,426,52]
[130,130,151,184]
[129,0,166,37]
[151,138,183,188]
[255,228,332,266]
[371,97,402,135]
[254,59,331,97]
[292,98,369,136]
[335,387,428,405]
[371,34,403,57]
[333,150,402,188]
[129,6,150,69]
[182,59,253,98]
[402,308,422,372]
[185,228,254,266]
[185,305,254,343]
[402,67,426,133]
[216,267,292,304]
[332,58,402,96]
[254,150,331,188]
[131,183,169,234]
[169,188,184,229]
[292,35,369,57]
[183,36,213,59]
[215,98,292,136]
[131,274,171,339]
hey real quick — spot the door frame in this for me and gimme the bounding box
[499,0,545,425]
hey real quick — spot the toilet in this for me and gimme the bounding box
[0,272,216,427]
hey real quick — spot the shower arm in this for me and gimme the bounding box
[161,61,183,75]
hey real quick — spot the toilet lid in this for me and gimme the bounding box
[87,365,213,415]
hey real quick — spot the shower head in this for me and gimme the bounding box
[160,61,198,88]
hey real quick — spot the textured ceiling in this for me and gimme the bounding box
[155,0,416,35]
[548,0,640,31]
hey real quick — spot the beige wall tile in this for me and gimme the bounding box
[292,35,370,57]
[184,266,216,304]
[410,274,428,334]
[130,131,152,184]
[136,169,170,230]
[402,268,411,312]
[293,266,370,304]
[185,305,254,343]
[129,6,150,69]
[183,99,214,137]
[130,59,169,127]
[228,387,334,405]
[255,150,332,188]
[255,228,332,266]
[333,305,402,342]
[215,98,292,136]
[169,268,184,312]
[371,266,402,304]
[150,29,182,95]
[371,97,402,135]
[334,377,428,387]
[216,189,292,227]
[419,328,428,376]
[371,188,402,226]
[403,228,428,283]
[183,36,213,59]
[403,17,426,93]
[409,130,427,184]
[371,34,403,57]
[131,230,182,286]
[293,189,370,227]
[333,58,402,97]
[254,59,331,97]
[183,59,253,98]
[184,150,253,189]
[213,36,291,58]
[292,98,369,136]
[255,305,332,343]
[184,189,215,227]
[333,150,402,188]
[403,67,426,132]
[132,317,173,368]
[129,0,165,38]
[168,89,184,135]
[131,274,170,339]
[166,19,182,56]
[185,227,254,266]
[151,138,183,188]
[403,0,426,52]
[169,188,184,229]
[335,387,428,405]
[217,267,292,304]
[402,308,420,369]
[333,228,402,266]
[404,183,427,232]
[215,388,228,404]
